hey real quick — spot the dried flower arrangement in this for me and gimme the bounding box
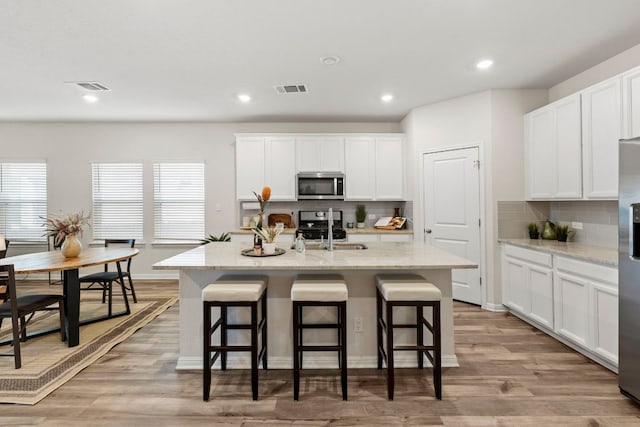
[252,225,283,243]
[253,186,271,228]
[42,211,91,245]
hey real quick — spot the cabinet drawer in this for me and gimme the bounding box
[503,244,552,267]
[555,256,617,286]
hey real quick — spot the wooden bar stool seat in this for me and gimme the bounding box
[202,275,268,401]
[375,274,442,400]
[291,274,348,401]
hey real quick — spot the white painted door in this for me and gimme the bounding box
[423,147,481,305]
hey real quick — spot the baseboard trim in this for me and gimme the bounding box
[176,354,459,371]
[484,302,507,312]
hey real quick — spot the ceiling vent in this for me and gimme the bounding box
[68,82,111,91]
[274,84,308,94]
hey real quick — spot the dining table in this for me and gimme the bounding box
[0,247,139,347]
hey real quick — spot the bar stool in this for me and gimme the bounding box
[376,274,442,400]
[202,275,268,401]
[291,274,348,400]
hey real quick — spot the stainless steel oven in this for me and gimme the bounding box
[297,172,344,200]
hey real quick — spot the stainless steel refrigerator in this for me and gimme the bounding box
[619,137,640,404]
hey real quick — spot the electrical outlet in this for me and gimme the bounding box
[368,214,376,220]
[353,317,363,333]
[571,221,583,230]
[215,203,222,212]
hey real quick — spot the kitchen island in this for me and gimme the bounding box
[153,241,476,370]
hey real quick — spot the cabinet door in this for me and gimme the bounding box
[554,272,589,346]
[525,106,555,199]
[502,256,530,314]
[236,137,265,200]
[591,281,618,365]
[374,137,404,200]
[265,137,296,201]
[296,137,344,172]
[582,77,621,199]
[622,66,640,139]
[528,265,554,329]
[345,137,375,200]
[554,94,582,198]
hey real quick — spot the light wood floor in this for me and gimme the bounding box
[2,280,640,426]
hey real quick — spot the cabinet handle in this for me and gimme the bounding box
[425,229,432,234]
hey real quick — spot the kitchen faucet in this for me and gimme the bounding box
[326,208,334,251]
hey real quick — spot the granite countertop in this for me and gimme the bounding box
[230,227,413,235]
[499,238,618,267]
[153,241,477,271]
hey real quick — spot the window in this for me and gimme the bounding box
[153,163,205,240]
[92,163,143,240]
[0,162,47,241]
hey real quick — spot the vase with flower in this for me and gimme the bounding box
[251,186,271,253]
[42,211,91,258]
[252,225,284,254]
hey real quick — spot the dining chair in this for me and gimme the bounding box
[0,238,9,259]
[0,264,67,369]
[79,239,137,316]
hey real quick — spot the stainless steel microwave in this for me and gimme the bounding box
[297,172,345,200]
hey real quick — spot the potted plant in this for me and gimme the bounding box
[42,210,91,258]
[355,205,367,228]
[528,223,539,239]
[252,226,283,254]
[200,232,231,245]
[556,224,570,242]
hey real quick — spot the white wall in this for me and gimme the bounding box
[549,43,640,101]
[0,121,400,278]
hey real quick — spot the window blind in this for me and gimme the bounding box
[153,163,205,240]
[0,162,47,240]
[92,163,143,240]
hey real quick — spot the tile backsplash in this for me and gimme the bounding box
[498,200,618,249]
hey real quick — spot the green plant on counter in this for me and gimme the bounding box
[528,223,538,233]
[356,204,367,223]
[200,232,231,245]
[556,225,570,242]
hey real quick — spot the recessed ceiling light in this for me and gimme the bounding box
[476,59,494,70]
[320,56,340,66]
[238,94,251,103]
[82,94,99,103]
[381,94,393,102]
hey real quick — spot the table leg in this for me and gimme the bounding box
[63,269,80,347]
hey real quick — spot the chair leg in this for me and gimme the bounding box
[19,316,27,342]
[59,299,67,341]
[220,306,227,371]
[107,280,113,317]
[340,302,348,401]
[386,300,395,400]
[261,289,268,370]
[433,302,442,400]
[203,302,212,401]
[292,301,300,401]
[297,303,303,369]
[376,289,383,369]
[11,312,22,369]
[127,275,138,303]
[251,301,259,401]
[417,305,424,369]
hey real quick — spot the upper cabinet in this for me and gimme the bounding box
[296,136,345,172]
[344,135,405,201]
[235,136,296,201]
[581,77,621,199]
[237,133,405,202]
[622,65,640,139]
[525,94,582,200]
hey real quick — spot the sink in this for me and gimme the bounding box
[290,242,368,250]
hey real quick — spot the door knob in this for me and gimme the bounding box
[425,229,432,234]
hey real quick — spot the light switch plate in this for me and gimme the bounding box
[571,221,583,230]
[368,214,376,220]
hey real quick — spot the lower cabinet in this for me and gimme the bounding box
[501,243,618,370]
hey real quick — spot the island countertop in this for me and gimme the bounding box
[152,241,477,271]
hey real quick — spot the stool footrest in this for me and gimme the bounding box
[393,345,435,352]
[210,345,253,352]
[300,345,341,352]
[300,323,340,329]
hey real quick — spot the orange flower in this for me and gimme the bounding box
[261,186,271,202]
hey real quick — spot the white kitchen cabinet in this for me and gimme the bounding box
[296,136,345,172]
[344,136,405,201]
[622,65,640,139]
[374,137,405,200]
[235,137,265,200]
[345,137,375,200]
[235,136,296,201]
[554,256,618,366]
[265,137,296,201]
[525,94,582,200]
[581,77,621,199]
[501,244,554,328]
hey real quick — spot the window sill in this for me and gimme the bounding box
[5,240,48,247]
[150,240,201,247]
[89,241,147,247]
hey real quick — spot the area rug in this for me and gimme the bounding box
[0,296,177,405]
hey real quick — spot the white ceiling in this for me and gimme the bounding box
[2,0,640,122]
